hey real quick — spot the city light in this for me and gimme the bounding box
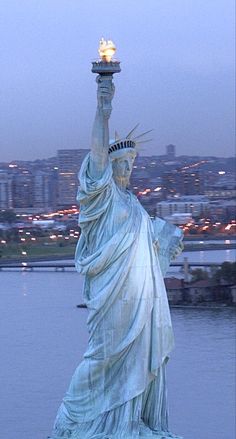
[154,187,162,192]
[8,164,17,168]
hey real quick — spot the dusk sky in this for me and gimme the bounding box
[1,0,235,161]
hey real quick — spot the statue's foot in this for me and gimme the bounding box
[139,422,182,438]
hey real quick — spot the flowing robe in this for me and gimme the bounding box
[51,154,183,438]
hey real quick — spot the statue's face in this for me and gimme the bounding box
[112,152,136,189]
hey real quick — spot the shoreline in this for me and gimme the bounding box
[170,304,235,309]
[0,244,235,265]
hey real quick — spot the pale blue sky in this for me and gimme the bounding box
[0,0,235,161]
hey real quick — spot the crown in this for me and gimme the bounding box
[108,124,153,157]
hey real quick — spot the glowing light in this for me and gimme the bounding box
[218,171,225,175]
[9,164,17,168]
[21,251,27,255]
[154,187,162,192]
[99,38,116,62]
[1,240,6,244]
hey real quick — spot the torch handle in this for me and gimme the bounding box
[97,74,114,118]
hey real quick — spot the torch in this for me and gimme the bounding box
[92,38,121,115]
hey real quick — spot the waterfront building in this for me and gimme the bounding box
[57,149,89,207]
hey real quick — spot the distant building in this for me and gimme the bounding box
[0,170,13,209]
[165,277,184,304]
[162,169,204,198]
[166,144,176,159]
[12,172,33,208]
[156,195,209,219]
[179,170,204,195]
[33,170,52,209]
[57,149,89,207]
[162,170,179,197]
[163,213,193,225]
[205,187,236,199]
[208,199,236,222]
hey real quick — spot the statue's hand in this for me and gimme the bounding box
[96,75,115,119]
[170,241,184,261]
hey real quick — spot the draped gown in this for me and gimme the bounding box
[49,154,183,439]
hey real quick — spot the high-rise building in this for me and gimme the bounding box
[162,170,179,198]
[57,149,89,207]
[166,144,176,159]
[12,172,33,208]
[33,170,52,209]
[0,170,13,209]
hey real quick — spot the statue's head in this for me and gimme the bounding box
[108,126,153,190]
[110,148,137,189]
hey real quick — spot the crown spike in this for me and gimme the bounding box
[133,129,154,141]
[126,123,140,139]
[135,138,153,144]
[115,130,120,141]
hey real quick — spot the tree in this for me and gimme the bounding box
[214,262,236,285]
[190,268,209,282]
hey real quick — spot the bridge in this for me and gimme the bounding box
[0,260,222,272]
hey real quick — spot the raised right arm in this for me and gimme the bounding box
[89,75,115,179]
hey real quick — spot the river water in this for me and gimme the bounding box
[0,271,235,439]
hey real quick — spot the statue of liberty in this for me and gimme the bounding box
[49,43,183,439]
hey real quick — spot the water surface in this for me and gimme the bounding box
[0,272,235,439]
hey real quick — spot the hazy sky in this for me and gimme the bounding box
[1,0,235,161]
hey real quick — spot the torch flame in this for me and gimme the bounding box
[99,38,116,62]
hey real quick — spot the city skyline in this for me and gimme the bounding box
[0,146,235,212]
[0,146,235,166]
[1,0,235,161]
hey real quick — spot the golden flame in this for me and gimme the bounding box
[99,38,116,62]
